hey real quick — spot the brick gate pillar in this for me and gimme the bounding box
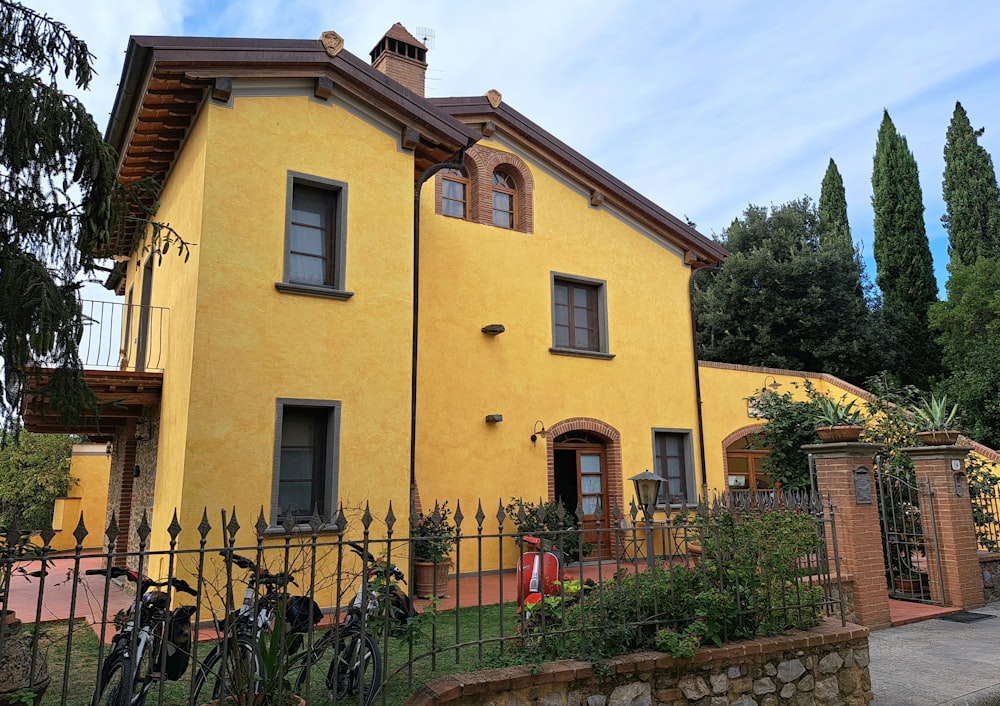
[906,445,984,610]
[804,442,891,629]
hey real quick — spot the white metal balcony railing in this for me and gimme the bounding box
[61,299,168,373]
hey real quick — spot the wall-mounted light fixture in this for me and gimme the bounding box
[748,376,783,418]
[485,414,504,424]
[531,420,547,446]
[135,418,151,442]
[481,324,506,336]
[105,442,114,456]
[762,375,782,393]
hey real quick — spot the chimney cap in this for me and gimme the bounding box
[372,22,427,54]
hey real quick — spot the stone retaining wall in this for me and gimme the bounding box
[407,620,871,706]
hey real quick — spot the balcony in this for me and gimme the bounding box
[22,300,167,438]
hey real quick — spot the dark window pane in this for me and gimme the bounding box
[289,183,336,287]
[279,407,328,518]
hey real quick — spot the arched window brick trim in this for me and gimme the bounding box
[544,417,623,519]
[720,423,766,482]
[468,146,534,233]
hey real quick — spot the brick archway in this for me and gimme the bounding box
[545,417,623,517]
[720,423,766,486]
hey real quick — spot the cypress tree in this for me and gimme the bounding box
[942,101,1000,267]
[819,159,852,253]
[871,110,939,387]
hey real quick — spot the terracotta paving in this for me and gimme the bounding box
[6,554,960,642]
[887,597,959,626]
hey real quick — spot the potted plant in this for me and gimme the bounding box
[0,525,51,706]
[202,609,305,706]
[813,395,866,442]
[411,502,455,598]
[908,394,961,445]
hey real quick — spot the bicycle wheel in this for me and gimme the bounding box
[94,651,144,706]
[191,637,263,704]
[326,631,382,705]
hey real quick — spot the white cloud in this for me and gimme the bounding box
[26,0,1000,291]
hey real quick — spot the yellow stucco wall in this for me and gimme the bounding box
[122,90,414,558]
[416,138,702,550]
[698,363,871,489]
[49,443,111,550]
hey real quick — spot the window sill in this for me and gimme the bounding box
[274,282,354,300]
[264,522,341,536]
[549,347,616,361]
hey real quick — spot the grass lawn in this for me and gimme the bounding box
[36,602,521,705]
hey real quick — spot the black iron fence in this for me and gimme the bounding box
[1,495,842,706]
[972,483,1000,553]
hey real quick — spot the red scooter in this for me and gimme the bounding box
[516,536,568,612]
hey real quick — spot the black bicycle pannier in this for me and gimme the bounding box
[286,595,323,633]
[163,605,196,680]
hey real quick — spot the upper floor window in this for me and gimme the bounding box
[433,147,534,233]
[441,168,467,219]
[272,399,341,526]
[491,170,516,228]
[553,275,612,356]
[276,173,352,300]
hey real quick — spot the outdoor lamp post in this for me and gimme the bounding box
[630,470,663,568]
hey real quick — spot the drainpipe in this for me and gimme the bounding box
[410,149,468,525]
[688,262,721,503]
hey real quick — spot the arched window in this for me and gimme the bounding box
[441,168,467,219]
[491,169,516,229]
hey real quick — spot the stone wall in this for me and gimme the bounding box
[407,620,871,706]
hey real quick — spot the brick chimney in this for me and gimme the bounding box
[369,23,428,97]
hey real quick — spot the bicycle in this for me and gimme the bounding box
[190,551,319,704]
[292,542,415,706]
[88,566,198,706]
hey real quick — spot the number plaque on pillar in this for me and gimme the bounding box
[854,465,872,504]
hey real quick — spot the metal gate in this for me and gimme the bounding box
[874,455,944,604]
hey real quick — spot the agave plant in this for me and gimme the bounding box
[908,394,959,432]
[813,396,865,427]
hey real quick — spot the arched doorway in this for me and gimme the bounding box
[553,430,613,558]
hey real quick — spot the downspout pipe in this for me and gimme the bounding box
[689,263,721,503]
[410,149,468,524]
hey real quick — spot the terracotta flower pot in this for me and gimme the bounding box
[916,430,961,446]
[413,560,451,598]
[815,425,863,443]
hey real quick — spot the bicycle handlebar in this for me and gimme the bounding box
[217,552,297,587]
[85,567,198,596]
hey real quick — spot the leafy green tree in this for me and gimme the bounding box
[0,432,76,529]
[930,257,1000,448]
[942,101,1000,267]
[694,197,877,384]
[871,110,940,388]
[0,1,188,433]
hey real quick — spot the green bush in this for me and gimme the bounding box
[509,510,827,663]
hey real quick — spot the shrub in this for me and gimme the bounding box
[508,510,828,663]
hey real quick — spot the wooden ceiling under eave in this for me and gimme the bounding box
[21,368,163,441]
[101,71,210,258]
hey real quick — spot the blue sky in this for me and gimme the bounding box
[30,0,1000,297]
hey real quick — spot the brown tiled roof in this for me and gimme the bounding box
[383,22,426,49]
[431,96,728,265]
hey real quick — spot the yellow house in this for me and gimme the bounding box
[21,25,998,571]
